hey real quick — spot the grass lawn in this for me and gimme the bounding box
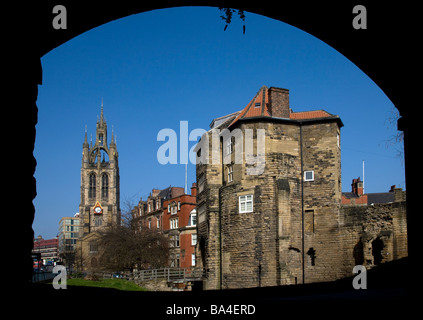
[67,278,148,291]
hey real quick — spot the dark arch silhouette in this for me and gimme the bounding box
[10,3,416,298]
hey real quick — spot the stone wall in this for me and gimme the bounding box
[196,115,407,290]
[339,201,408,275]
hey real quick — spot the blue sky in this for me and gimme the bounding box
[34,7,405,239]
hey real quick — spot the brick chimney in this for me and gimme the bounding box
[191,182,197,197]
[351,178,364,196]
[268,87,290,118]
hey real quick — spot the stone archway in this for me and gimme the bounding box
[11,2,417,286]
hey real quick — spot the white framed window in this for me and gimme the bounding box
[189,210,197,226]
[227,165,233,182]
[304,170,314,181]
[239,195,253,213]
[156,216,160,228]
[191,253,196,266]
[170,235,180,248]
[171,204,177,215]
[156,201,160,210]
[191,234,197,246]
[178,201,181,211]
[226,138,232,155]
[170,218,179,229]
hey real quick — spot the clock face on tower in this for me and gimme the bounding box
[93,201,103,215]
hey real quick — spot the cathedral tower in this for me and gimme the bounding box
[79,102,121,237]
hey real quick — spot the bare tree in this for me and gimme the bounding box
[96,198,169,272]
[386,107,404,164]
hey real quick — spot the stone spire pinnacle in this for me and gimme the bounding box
[111,125,115,145]
[83,125,89,147]
[100,98,104,124]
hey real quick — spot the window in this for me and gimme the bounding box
[239,195,253,213]
[88,173,96,198]
[227,165,233,182]
[198,175,205,193]
[170,235,180,248]
[226,138,232,155]
[198,204,205,224]
[99,134,104,146]
[170,218,179,229]
[95,216,102,227]
[255,102,261,108]
[191,234,197,246]
[189,210,197,226]
[171,203,177,215]
[192,253,196,266]
[101,173,108,199]
[177,201,181,211]
[156,216,160,228]
[89,241,98,253]
[156,201,160,210]
[304,170,314,181]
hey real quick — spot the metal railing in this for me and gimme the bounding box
[32,267,203,283]
[32,271,58,283]
[128,268,202,282]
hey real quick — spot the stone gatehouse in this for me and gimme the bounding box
[195,86,407,290]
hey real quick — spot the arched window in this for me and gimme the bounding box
[101,173,109,199]
[88,173,96,199]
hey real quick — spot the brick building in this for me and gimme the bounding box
[134,186,185,231]
[32,235,59,265]
[342,177,406,206]
[341,177,368,205]
[162,184,197,269]
[133,183,197,269]
[195,86,407,290]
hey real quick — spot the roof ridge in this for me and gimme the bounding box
[290,109,330,114]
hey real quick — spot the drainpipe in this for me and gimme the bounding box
[299,122,305,284]
[219,137,223,290]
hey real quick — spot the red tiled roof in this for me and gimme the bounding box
[289,110,333,120]
[229,86,270,127]
[228,86,337,127]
